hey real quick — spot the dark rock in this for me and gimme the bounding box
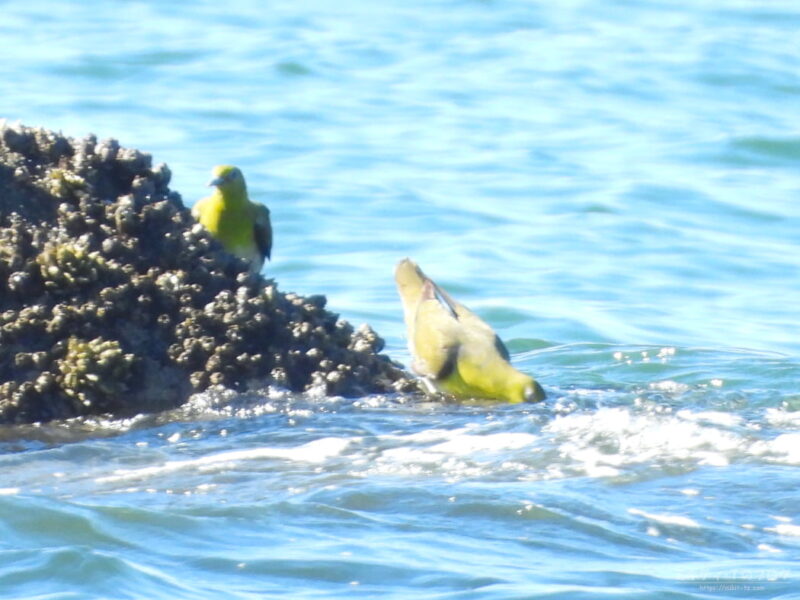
[0,122,416,424]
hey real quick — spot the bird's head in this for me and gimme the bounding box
[508,374,546,403]
[208,165,246,195]
[523,379,546,403]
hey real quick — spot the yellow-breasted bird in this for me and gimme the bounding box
[192,165,272,273]
[395,258,545,403]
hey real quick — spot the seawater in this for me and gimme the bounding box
[1,0,799,598]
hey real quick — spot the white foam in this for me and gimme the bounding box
[360,405,766,481]
[765,523,800,537]
[770,515,792,523]
[545,407,742,474]
[365,428,541,479]
[628,508,700,528]
[764,408,800,428]
[429,432,537,454]
[387,427,474,445]
[89,402,800,489]
[750,432,800,464]
[96,437,353,483]
[676,410,742,427]
[650,380,690,394]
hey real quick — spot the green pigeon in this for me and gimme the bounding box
[192,165,272,273]
[395,258,545,403]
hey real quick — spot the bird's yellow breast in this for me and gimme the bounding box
[435,341,533,404]
[194,194,258,258]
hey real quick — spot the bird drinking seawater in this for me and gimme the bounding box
[395,258,545,403]
[192,165,272,273]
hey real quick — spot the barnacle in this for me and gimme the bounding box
[41,168,86,198]
[36,239,106,291]
[55,336,136,411]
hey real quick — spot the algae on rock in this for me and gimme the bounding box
[0,123,415,424]
[55,336,136,413]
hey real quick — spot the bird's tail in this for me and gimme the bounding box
[395,258,428,324]
[396,258,461,320]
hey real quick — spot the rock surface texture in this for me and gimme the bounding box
[0,123,415,424]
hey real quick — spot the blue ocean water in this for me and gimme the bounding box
[1,0,800,598]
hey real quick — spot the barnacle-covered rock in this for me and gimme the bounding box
[41,168,86,198]
[55,336,136,412]
[36,238,107,292]
[0,122,416,424]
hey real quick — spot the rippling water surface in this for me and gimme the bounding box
[2,0,800,598]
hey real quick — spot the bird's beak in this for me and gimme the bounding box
[208,176,224,187]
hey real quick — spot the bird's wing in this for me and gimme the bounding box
[252,204,272,261]
[429,279,505,355]
[411,280,461,381]
[493,334,511,362]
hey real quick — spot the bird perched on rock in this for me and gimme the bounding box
[395,258,545,403]
[192,165,272,273]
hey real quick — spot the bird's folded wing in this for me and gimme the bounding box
[253,204,272,260]
[412,290,460,381]
[429,280,507,358]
